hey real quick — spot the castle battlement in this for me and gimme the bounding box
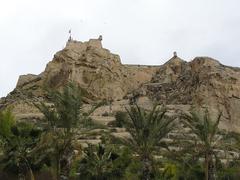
[66,35,103,51]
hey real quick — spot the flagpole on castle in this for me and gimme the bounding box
[68,29,72,41]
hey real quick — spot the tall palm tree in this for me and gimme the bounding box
[35,82,102,179]
[36,82,83,179]
[181,109,224,180]
[122,104,175,180]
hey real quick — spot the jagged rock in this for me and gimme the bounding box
[143,56,240,132]
[16,74,39,88]
[1,37,240,132]
[0,37,158,120]
[40,39,158,100]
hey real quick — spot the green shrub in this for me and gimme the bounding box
[114,111,127,128]
[0,108,15,138]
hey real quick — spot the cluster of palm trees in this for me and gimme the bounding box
[0,82,240,180]
[119,105,240,180]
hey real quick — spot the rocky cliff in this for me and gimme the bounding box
[135,55,240,132]
[1,37,240,132]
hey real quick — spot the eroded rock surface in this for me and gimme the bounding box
[135,56,240,132]
[0,38,159,120]
[1,37,240,132]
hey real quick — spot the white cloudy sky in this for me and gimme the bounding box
[0,0,240,97]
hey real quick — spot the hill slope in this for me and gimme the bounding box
[1,37,240,132]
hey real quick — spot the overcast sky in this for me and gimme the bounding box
[0,0,240,97]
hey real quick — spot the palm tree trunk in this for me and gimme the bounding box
[56,153,61,180]
[208,157,215,180]
[29,168,35,180]
[26,162,35,180]
[205,154,209,180]
[24,157,35,180]
[18,162,26,180]
[142,157,151,180]
[205,153,215,180]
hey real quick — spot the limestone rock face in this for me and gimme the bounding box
[41,39,159,100]
[142,56,240,132]
[16,74,39,88]
[0,38,159,118]
[1,38,240,132]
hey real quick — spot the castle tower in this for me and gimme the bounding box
[173,51,177,58]
[98,35,103,41]
[68,29,72,42]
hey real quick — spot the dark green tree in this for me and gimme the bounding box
[36,82,100,179]
[0,108,15,138]
[181,109,225,180]
[0,109,42,180]
[122,104,175,180]
[114,111,127,128]
[78,144,120,180]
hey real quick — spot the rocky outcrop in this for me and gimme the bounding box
[15,38,158,101]
[138,55,240,132]
[1,37,240,132]
[0,37,159,119]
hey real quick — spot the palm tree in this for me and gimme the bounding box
[35,82,101,179]
[122,104,175,180]
[35,82,83,179]
[181,109,224,180]
[224,131,240,172]
[78,144,119,180]
[0,109,42,180]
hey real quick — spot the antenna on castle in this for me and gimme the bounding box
[68,29,72,41]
